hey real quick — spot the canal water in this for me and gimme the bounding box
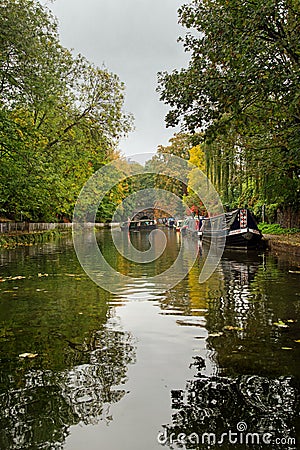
[0,229,299,449]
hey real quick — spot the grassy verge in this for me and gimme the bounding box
[258,223,300,235]
[0,229,71,249]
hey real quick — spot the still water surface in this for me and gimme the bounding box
[0,230,299,449]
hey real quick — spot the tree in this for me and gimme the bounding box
[183,144,207,214]
[0,0,133,221]
[0,0,71,111]
[158,0,300,217]
[150,133,191,198]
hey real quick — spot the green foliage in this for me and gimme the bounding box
[158,0,300,214]
[0,0,133,222]
[150,134,191,198]
[258,222,300,235]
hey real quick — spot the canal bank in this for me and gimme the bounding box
[263,233,300,267]
[0,228,71,249]
[0,221,73,249]
[0,222,119,249]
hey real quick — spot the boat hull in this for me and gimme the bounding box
[129,224,156,232]
[202,228,262,249]
[120,222,156,232]
[201,209,262,249]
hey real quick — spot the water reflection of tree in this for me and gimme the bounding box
[159,250,300,448]
[160,249,300,378]
[162,357,298,450]
[97,227,181,280]
[0,326,136,449]
[0,239,136,449]
[206,252,300,378]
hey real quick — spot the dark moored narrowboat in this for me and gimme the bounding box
[120,219,156,232]
[200,209,262,249]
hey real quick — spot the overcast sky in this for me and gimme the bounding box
[48,0,189,157]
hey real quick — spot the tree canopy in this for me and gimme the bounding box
[0,0,133,222]
[158,0,300,221]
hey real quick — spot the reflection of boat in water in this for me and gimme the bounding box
[201,209,262,249]
[120,219,156,232]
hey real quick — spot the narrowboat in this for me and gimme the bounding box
[201,208,262,248]
[120,219,156,232]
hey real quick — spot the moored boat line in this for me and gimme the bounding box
[120,218,157,232]
[121,209,262,249]
[163,209,262,249]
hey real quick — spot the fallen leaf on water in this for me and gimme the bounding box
[176,318,206,328]
[19,353,38,359]
[223,326,244,331]
[281,347,293,350]
[209,332,224,337]
[273,320,289,328]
